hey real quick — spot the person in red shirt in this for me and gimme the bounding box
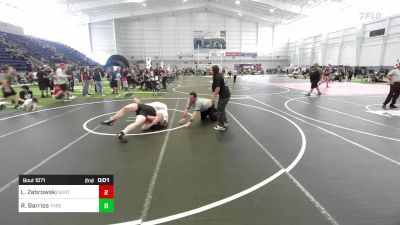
[121,68,129,91]
[80,67,90,96]
[52,85,64,99]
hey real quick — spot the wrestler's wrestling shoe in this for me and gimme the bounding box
[214,125,226,131]
[117,131,128,143]
[101,118,115,126]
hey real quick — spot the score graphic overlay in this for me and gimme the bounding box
[18,175,114,213]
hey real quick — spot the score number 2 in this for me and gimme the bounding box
[99,185,114,198]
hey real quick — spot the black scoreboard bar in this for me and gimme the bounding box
[19,175,113,185]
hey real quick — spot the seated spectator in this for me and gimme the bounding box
[19,85,33,101]
[51,85,75,99]
[21,97,38,111]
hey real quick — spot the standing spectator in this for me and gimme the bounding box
[138,74,144,90]
[45,67,53,93]
[93,67,105,96]
[66,67,74,92]
[122,68,129,91]
[116,68,121,92]
[72,68,80,90]
[320,66,331,88]
[347,67,354,82]
[161,70,167,90]
[88,67,94,91]
[81,67,90,97]
[49,66,55,92]
[55,63,70,101]
[110,68,118,94]
[37,67,49,98]
[306,63,322,96]
[211,65,231,131]
[130,69,137,90]
[127,68,134,90]
[0,66,19,108]
[383,63,400,109]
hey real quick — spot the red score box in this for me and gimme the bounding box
[99,185,114,198]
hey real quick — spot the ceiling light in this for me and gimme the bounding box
[183,0,188,2]
[238,12,242,16]
[308,0,314,3]
[235,0,240,5]
[269,8,275,13]
[142,3,147,6]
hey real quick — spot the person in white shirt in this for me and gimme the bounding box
[116,68,121,91]
[21,97,38,111]
[55,63,70,101]
[383,63,400,109]
[146,101,169,128]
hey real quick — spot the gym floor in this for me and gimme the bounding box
[1,75,400,225]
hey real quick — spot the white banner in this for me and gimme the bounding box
[146,57,151,69]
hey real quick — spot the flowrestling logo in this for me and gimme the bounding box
[359,12,382,20]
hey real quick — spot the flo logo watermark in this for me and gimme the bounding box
[360,12,382,20]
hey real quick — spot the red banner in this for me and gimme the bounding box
[225,52,241,56]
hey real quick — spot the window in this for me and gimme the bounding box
[370,28,385,37]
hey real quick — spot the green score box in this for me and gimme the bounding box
[99,199,114,213]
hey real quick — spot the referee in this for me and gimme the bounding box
[383,63,400,109]
[211,65,231,131]
[178,92,216,127]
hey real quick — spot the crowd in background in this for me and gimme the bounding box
[2,61,397,112]
[1,62,187,108]
[285,65,392,83]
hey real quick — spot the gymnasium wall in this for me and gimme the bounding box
[287,14,400,67]
[0,21,24,36]
[89,10,289,68]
